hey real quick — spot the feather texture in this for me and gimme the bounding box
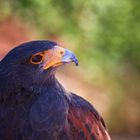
[66,93,111,140]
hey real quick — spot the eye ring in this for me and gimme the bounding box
[30,53,44,64]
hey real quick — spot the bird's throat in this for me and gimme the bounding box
[29,79,69,133]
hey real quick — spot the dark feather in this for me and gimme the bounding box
[66,93,111,140]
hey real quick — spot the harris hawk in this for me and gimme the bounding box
[0,40,111,140]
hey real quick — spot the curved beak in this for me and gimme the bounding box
[61,49,78,66]
[43,46,78,70]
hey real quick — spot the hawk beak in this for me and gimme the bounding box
[43,46,78,70]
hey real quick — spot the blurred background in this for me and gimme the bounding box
[0,0,140,139]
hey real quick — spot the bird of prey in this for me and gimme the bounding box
[0,40,111,140]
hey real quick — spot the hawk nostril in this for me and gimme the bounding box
[60,50,64,56]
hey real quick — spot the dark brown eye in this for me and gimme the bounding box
[30,54,44,64]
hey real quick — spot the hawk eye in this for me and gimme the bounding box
[30,54,44,64]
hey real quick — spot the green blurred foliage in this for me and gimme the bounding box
[0,0,140,135]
